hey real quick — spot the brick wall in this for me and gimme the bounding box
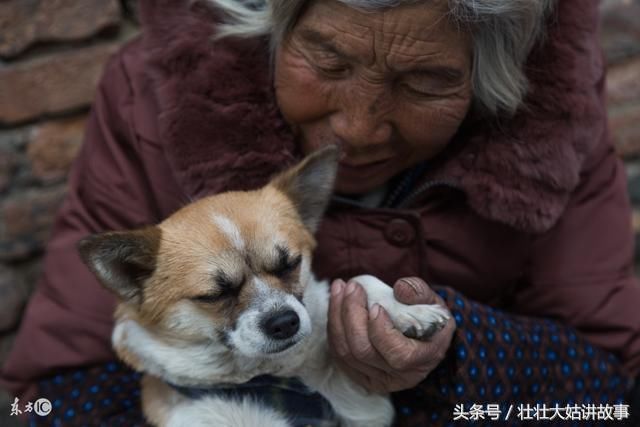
[0,1,139,423]
[0,0,638,421]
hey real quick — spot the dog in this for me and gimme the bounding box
[78,146,450,427]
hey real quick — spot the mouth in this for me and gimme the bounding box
[336,157,395,181]
[265,342,295,354]
[339,155,392,167]
[341,157,390,169]
[264,334,306,355]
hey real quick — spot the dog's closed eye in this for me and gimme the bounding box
[191,293,225,304]
[192,272,242,304]
[271,249,302,279]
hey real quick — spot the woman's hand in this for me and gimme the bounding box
[328,277,456,393]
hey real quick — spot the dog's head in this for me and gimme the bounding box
[78,146,338,382]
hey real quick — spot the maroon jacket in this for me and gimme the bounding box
[2,0,639,400]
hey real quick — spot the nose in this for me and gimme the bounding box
[330,90,392,150]
[261,310,300,340]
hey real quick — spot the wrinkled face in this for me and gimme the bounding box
[274,0,473,194]
[141,188,317,358]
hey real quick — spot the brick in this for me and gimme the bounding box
[0,149,18,193]
[28,116,86,184]
[0,186,67,261]
[611,103,640,158]
[0,43,120,124]
[0,0,121,58]
[0,127,31,193]
[600,0,640,64]
[0,127,30,151]
[607,56,640,107]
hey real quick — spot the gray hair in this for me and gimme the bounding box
[206,0,556,115]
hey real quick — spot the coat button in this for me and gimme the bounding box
[384,218,416,247]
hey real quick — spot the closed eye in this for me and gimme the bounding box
[192,272,242,304]
[314,61,350,78]
[192,293,225,304]
[271,253,302,279]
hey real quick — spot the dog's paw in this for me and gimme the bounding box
[390,303,450,340]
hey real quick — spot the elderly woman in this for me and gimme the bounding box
[2,0,638,425]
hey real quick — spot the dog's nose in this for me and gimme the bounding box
[262,310,300,340]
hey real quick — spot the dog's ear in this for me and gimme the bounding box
[271,145,339,233]
[78,227,161,304]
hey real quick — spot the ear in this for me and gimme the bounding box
[271,145,339,232]
[77,227,161,304]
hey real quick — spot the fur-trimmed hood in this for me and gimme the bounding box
[137,0,609,234]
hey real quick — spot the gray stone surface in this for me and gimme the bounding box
[0,44,120,124]
[0,0,121,58]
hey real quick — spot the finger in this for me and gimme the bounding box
[329,280,391,381]
[338,337,425,393]
[393,277,437,305]
[327,279,349,359]
[341,281,390,371]
[369,304,437,371]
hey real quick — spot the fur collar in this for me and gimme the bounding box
[138,0,606,234]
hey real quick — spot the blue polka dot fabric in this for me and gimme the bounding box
[30,362,147,426]
[392,286,635,426]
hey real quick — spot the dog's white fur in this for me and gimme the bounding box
[114,272,449,426]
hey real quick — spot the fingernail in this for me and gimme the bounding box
[345,281,357,295]
[331,279,344,296]
[370,303,381,320]
[400,278,423,296]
